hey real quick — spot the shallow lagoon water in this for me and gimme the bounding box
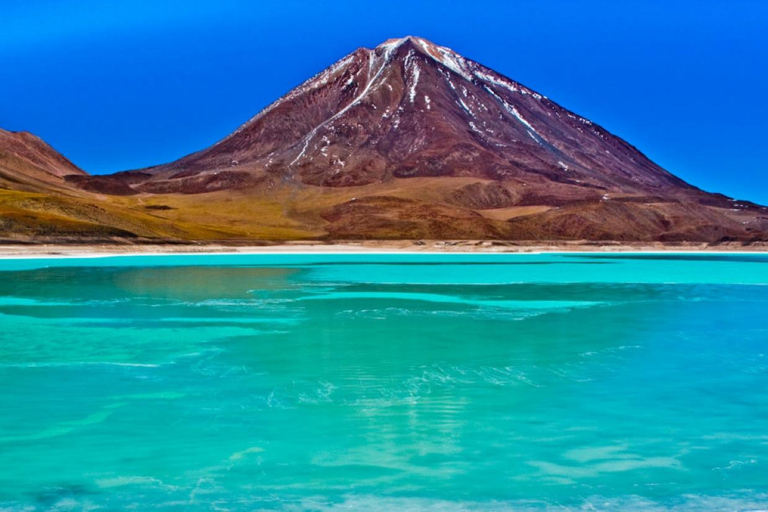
[0,253,767,510]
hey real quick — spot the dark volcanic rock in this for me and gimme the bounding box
[449,182,519,209]
[65,174,139,195]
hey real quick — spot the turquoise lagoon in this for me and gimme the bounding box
[0,253,767,510]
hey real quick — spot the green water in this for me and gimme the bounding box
[0,253,767,510]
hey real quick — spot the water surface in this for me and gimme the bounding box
[1,253,767,510]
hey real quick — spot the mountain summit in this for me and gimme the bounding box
[129,36,692,194]
[8,37,768,242]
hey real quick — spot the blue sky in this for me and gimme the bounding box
[1,0,767,203]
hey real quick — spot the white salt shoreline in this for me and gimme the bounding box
[0,241,765,260]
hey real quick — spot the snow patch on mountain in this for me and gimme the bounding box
[291,43,398,166]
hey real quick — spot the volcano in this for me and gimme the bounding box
[122,36,694,193]
[8,36,768,242]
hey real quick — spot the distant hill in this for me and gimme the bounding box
[0,129,218,241]
[0,128,85,192]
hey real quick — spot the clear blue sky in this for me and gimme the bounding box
[1,0,767,203]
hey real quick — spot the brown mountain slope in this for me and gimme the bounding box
[0,129,86,193]
[14,37,768,242]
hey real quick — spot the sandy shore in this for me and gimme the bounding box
[0,240,766,258]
